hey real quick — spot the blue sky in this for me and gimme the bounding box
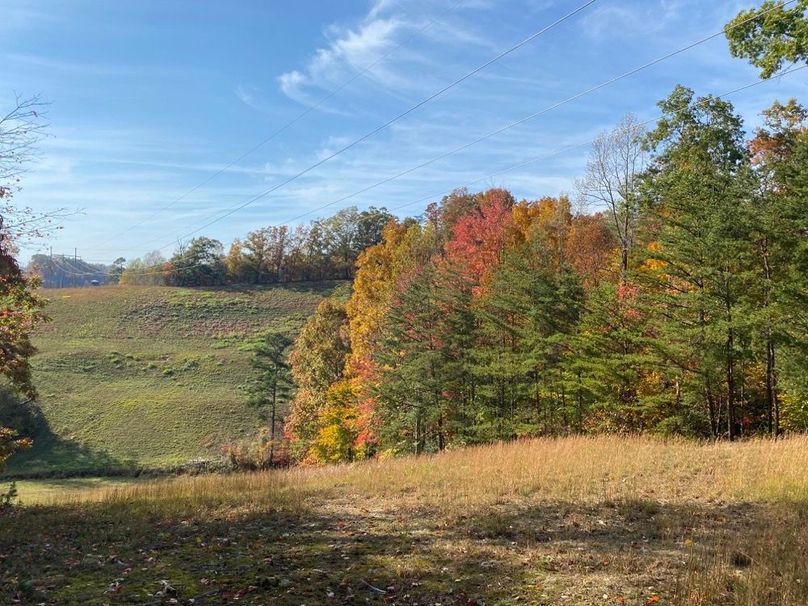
[3,0,806,264]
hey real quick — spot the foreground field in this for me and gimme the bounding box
[2,436,806,605]
[3,282,344,478]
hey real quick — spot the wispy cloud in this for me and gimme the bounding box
[368,0,397,20]
[4,53,209,79]
[234,84,277,113]
[278,16,405,105]
[580,0,688,40]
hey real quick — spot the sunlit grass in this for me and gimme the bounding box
[55,434,808,510]
[7,435,807,605]
[6,282,343,477]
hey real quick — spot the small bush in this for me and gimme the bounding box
[221,430,290,470]
[0,481,19,510]
[181,359,200,371]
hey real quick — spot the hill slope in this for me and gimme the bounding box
[3,282,345,477]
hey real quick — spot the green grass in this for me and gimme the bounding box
[3,282,345,478]
[12,477,142,505]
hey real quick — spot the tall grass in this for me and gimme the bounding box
[12,435,808,605]
[53,434,808,510]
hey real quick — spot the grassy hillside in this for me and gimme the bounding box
[4,436,807,605]
[3,282,345,478]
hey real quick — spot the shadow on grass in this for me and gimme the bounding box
[2,493,804,605]
[1,402,136,480]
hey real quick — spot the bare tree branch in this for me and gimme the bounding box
[576,114,646,280]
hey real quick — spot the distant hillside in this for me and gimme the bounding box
[28,254,111,288]
[2,282,346,478]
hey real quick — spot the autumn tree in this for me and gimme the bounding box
[227,226,291,284]
[309,380,360,463]
[443,188,515,288]
[344,220,426,448]
[0,94,51,471]
[564,213,618,287]
[285,299,351,459]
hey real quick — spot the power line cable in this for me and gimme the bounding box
[88,0,468,251]
[388,64,807,213]
[80,63,805,279]
[123,0,599,251]
[133,0,795,254]
[140,0,798,243]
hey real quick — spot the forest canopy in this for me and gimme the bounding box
[278,89,808,463]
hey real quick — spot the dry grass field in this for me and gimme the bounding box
[3,435,806,605]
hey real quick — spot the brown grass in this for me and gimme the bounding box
[4,435,806,605]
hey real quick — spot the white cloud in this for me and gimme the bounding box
[277,70,313,105]
[234,84,283,113]
[278,17,406,105]
[367,0,397,20]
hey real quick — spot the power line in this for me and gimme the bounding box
[123,0,599,252]
[88,0,468,252]
[145,0,801,240]
[87,64,805,279]
[43,255,108,278]
[387,64,808,214]
[127,0,795,256]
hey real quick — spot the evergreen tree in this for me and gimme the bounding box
[637,86,757,439]
[474,241,584,436]
[248,332,293,466]
[748,100,808,431]
[375,266,457,454]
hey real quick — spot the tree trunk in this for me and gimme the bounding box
[575,370,584,432]
[269,381,277,466]
[621,246,629,282]
[415,411,422,456]
[437,414,445,451]
[762,244,780,437]
[726,304,736,441]
[767,338,780,437]
[534,369,542,427]
[705,380,718,438]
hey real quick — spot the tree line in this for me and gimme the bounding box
[117,206,394,287]
[277,89,807,462]
[269,1,808,463]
